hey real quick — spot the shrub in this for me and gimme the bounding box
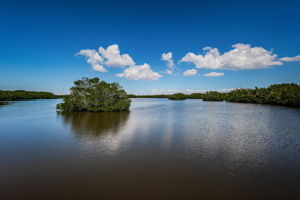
[57,77,131,112]
[202,91,225,101]
[188,93,205,99]
[226,84,300,106]
[168,93,187,100]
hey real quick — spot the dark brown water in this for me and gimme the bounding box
[1,99,300,199]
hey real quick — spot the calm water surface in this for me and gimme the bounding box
[0,99,300,199]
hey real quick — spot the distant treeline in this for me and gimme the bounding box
[225,84,300,106]
[0,90,62,101]
[129,84,300,107]
[1,83,299,107]
[128,93,221,100]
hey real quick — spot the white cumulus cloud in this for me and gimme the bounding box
[76,49,107,72]
[115,63,162,80]
[203,72,224,77]
[280,55,300,62]
[77,44,135,72]
[161,52,175,74]
[181,43,283,70]
[183,69,197,76]
[99,44,135,67]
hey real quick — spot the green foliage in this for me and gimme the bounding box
[128,83,300,107]
[57,82,300,107]
[0,90,58,101]
[57,77,131,112]
[188,93,206,99]
[202,91,226,101]
[226,83,300,106]
[168,93,187,100]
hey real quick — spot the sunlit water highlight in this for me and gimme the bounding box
[0,99,300,199]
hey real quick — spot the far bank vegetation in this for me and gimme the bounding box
[129,84,300,107]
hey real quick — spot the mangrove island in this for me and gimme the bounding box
[57,77,131,112]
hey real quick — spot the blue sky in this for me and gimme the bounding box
[1,0,300,94]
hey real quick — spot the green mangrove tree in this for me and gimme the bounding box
[57,77,131,112]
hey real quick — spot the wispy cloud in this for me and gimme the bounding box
[203,72,224,77]
[161,52,175,74]
[183,69,197,76]
[280,55,300,62]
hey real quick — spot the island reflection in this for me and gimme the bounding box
[58,111,130,139]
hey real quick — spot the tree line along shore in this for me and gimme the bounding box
[129,83,300,107]
[0,90,63,101]
[1,83,300,107]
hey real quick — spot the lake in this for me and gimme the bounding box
[0,99,300,199]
